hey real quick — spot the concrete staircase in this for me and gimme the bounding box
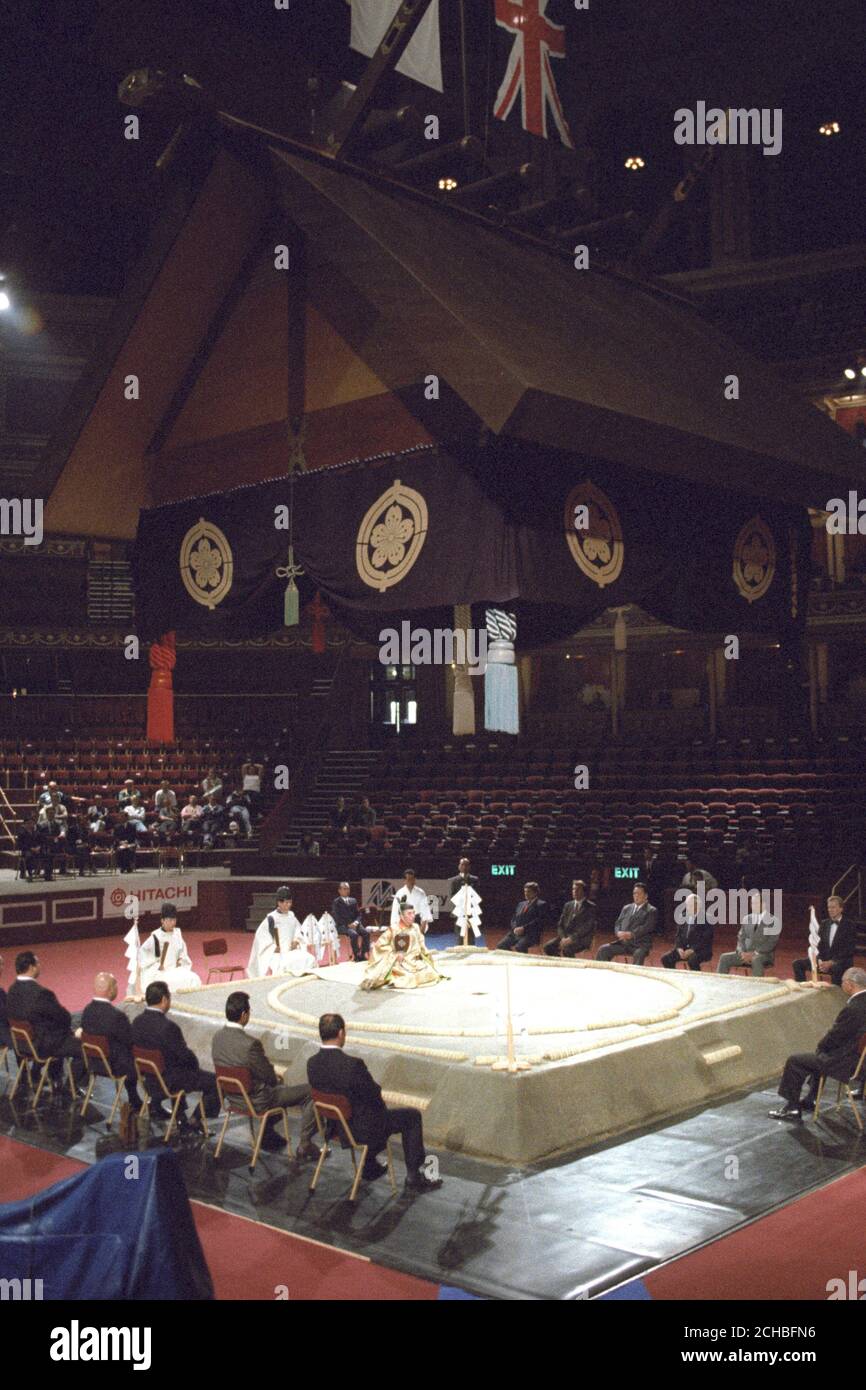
[278,746,382,852]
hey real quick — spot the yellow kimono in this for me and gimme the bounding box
[360,924,445,991]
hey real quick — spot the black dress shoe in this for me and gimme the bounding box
[768,1105,802,1121]
[259,1131,288,1153]
[362,1161,389,1182]
[404,1172,443,1194]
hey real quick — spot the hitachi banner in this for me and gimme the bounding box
[103,875,198,918]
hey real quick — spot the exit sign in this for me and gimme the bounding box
[492,864,516,877]
[614,867,639,879]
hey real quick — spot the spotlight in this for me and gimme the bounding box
[438,176,458,192]
[844,367,857,380]
[624,155,645,170]
[861,366,866,379]
[818,121,840,136]
[0,291,9,312]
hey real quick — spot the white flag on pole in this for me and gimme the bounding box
[347,0,443,93]
[122,894,141,995]
[452,884,482,941]
[807,905,821,972]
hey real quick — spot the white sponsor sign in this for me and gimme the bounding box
[103,874,198,918]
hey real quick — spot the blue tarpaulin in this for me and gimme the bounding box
[0,1149,213,1300]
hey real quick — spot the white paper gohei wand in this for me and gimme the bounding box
[807,905,821,984]
[452,883,482,946]
[122,894,142,1000]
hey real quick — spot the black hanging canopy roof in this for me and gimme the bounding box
[271,142,862,509]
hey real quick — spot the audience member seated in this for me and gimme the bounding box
[351,796,376,829]
[87,797,109,833]
[330,796,350,835]
[680,858,718,892]
[123,793,149,836]
[596,883,658,966]
[331,882,370,962]
[211,991,319,1159]
[36,807,64,881]
[0,953,11,1049]
[792,895,857,988]
[154,803,178,844]
[17,817,41,881]
[201,768,223,800]
[497,881,547,954]
[81,971,142,1112]
[154,780,177,814]
[200,793,225,849]
[118,779,137,806]
[241,757,263,817]
[769,967,866,1120]
[544,879,597,958]
[307,1012,441,1194]
[180,795,203,841]
[130,981,219,1128]
[299,832,320,856]
[112,815,138,873]
[64,814,93,876]
[7,949,84,1085]
[718,890,782,976]
[37,780,61,807]
[225,787,253,839]
[662,892,714,970]
[38,791,67,826]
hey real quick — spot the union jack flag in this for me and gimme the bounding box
[493,0,574,149]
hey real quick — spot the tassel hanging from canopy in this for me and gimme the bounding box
[484,608,519,734]
[452,602,476,735]
[275,460,305,627]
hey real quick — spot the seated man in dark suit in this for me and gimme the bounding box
[130,981,220,1129]
[497,882,547,953]
[770,967,866,1120]
[544,879,597,958]
[662,892,714,971]
[792,895,857,988]
[212,992,319,1158]
[0,952,11,1048]
[16,818,40,882]
[330,882,370,962]
[6,949,84,1083]
[81,971,141,1111]
[307,1012,442,1195]
[595,883,658,966]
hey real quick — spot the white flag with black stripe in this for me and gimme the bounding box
[346,0,443,93]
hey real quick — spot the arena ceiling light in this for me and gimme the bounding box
[818,121,840,136]
[624,155,645,170]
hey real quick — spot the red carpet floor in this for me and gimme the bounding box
[0,1136,437,1301]
[645,1167,866,1300]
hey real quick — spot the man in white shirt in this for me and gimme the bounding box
[390,870,433,933]
[247,888,304,978]
[138,904,202,993]
[154,780,177,813]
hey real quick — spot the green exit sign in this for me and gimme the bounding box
[492,864,516,877]
[615,867,639,879]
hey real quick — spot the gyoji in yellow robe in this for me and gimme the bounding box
[360,924,445,991]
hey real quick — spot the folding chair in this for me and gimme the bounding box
[80,1032,127,1127]
[9,1020,76,1108]
[213,1065,292,1169]
[309,1089,396,1202]
[133,1045,208,1143]
[812,1035,866,1134]
[203,938,245,984]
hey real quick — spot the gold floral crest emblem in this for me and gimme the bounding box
[179,518,234,610]
[356,480,428,592]
[733,515,775,603]
[564,481,624,588]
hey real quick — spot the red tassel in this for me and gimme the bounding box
[307,591,330,655]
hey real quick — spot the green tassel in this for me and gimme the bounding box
[284,581,299,627]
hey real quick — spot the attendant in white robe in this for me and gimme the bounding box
[247,887,308,978]
[139,903,201,992]
[389,870,434,933]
